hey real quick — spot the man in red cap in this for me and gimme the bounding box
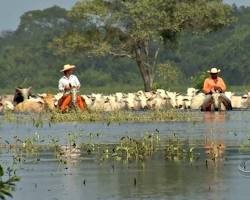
[58,64,87,112]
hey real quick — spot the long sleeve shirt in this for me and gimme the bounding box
[203,77,226,94]
[58,75,80,93]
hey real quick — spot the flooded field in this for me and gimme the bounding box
[1,111,250,200]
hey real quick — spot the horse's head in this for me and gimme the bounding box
[70,87,78,107]
[212,92,222,111]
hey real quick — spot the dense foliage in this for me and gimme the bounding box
[0,4,249,93]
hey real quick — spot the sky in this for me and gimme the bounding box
[0,0,78,31]
[0,0,249,31]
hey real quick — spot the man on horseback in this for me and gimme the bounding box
[202,67,232,111]
[58,64,86,112]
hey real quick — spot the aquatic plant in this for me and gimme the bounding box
[0,131,206,166]
[11,133,45,164]
[48,110,201,123]
[204,142,225,160]
[239,136,250,152]
[0,164,20,200]
[165,134,199,162]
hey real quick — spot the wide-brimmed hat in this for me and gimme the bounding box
[60,64,75,72]
[207,67,221,74]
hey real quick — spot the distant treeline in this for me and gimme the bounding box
[0,5,249,93]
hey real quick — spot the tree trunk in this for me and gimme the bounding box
[134,40,157,92]
[136,60,154,92]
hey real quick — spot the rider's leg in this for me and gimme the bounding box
[77,95,86,110]
[60,95,72,112]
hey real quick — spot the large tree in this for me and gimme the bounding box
[52,0,234,91]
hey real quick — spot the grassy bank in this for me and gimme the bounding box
[2,110,202,124]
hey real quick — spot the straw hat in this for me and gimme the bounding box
[60,64,75,72]
[207,67,221,74]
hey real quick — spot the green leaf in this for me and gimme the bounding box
[0,165,3,177]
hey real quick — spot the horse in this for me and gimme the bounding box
[202,92,232,111]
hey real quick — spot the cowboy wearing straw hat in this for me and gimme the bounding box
[202,67,232,111]
[58,64,86,112]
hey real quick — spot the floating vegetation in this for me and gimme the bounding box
[106,133,160,162]
[0,164,20,200]
[1,110,202,125]
[0,131,225,167]
[165,134,198,162]
[239,136,250,152]
[48,110,202,123]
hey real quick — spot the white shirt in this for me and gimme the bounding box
[58,75,81,93]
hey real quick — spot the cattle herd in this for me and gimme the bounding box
[0,87,250,112]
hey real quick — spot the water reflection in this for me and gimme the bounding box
[204,112,226,160]
[204,111,226,123]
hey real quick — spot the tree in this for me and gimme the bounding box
[51,0,234,91]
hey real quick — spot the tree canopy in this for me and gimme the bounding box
[52,0,233,91]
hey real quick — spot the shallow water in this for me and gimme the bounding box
[1,111,250,200]
[1,111,250,144]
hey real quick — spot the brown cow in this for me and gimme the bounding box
[14,94,56,113]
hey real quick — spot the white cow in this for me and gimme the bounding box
[147,94,171,110]
[166,91,178,108]
[90,94,106,111]
[231,95,249,109]
[176,95,185,109]
[123,93,141,110]
[176,95,193,109]
[190,93,205,110]
[0,100,14,112]
[187,88,199,97]
[182,96,193,109]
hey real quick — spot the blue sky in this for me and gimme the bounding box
[0,0,78,31]
[0,0,249,31]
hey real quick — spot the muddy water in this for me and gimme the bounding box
[1,111,250,200]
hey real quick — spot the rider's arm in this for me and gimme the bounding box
[72,75,81,89]
[218,78,226,92]
[203,79,212,94]
[59,78,71,92]
[58,78,65,92]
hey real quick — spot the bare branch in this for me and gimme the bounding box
[152,47,160,68]
[109,51,134,59]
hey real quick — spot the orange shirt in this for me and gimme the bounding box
[203,77,226,94]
